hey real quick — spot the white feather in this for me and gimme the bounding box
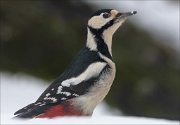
[86,28,97,51]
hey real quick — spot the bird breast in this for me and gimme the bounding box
[71,57,116,115]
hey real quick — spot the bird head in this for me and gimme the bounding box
[88,9,137,35]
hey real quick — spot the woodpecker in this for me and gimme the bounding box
[14,9,137,118]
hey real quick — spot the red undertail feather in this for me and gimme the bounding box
[36,102,83,118]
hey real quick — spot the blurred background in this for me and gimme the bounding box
[1,0,179,120]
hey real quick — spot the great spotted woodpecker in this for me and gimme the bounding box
[14,9,137,118]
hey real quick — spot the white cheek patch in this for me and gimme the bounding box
[61,62,107,87]
[88,15,112,29]
[103,19,126,38]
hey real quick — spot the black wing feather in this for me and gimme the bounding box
[14,103,36,115]
[14,103,56,118]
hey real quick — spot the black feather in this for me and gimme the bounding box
[14,103,56,118]
[14,103,36,115]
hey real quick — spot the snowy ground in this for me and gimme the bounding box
[1,73,179,124]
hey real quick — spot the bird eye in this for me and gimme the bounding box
[102,13,110,18]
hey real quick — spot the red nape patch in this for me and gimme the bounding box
[36,102,83,118]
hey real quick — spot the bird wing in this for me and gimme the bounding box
[36,47,108,102]
[14,47,109,118]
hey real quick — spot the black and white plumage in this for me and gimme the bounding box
[14,9,137,118]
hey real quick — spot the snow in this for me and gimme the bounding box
[1,73,179,124]
[86,1,180,52]
[2,116,179,125]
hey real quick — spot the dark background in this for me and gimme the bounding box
[1,0,179,120]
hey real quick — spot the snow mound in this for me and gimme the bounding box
[2,116,179,125]
[1,73,179,124]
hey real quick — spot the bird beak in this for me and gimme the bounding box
[116,11,137,19]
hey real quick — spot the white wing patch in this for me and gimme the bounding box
[61,62,107,87]
[59,91,71,96]
[45,93,50,97]
[44,97,57,103]
[34,102,42,106]
[72,93,79,97]
[43,92,57,103]
[61,97,67,100]
[61,78,78,87]
[57,86,63,94]
[57,85,71,96]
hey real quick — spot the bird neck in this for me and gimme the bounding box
[86,27,113,60]
[86,28,97,51]
[102,30,113,55]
